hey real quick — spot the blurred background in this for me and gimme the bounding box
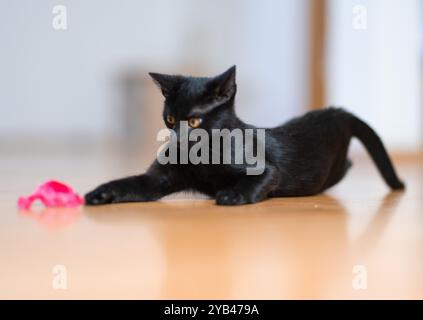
[0,0,422,160]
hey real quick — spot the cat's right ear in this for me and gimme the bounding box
[148,73,180,98]
[208,65,237,101]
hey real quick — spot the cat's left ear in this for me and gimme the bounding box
[148,72,181,98]
[208,65,237,101]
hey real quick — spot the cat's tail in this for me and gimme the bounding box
[349,114,405,190]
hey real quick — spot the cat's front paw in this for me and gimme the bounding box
[84,183,118,205]
[216,189,248,206]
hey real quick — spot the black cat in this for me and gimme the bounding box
[85,66,404,206]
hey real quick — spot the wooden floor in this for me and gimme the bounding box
[1,149,422,299]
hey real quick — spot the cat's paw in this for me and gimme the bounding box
[84,183,118,205]
[216,189,248,206]
[390,179,406,190]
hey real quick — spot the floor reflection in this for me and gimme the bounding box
[19,207,82,230]
[353,191,405,256]
[83,191,404,298]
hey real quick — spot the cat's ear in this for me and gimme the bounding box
[148,72,180,98]
[208,65,237,101]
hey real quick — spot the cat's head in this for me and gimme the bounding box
[149,66,237,132]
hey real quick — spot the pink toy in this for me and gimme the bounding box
[18,180,84,210]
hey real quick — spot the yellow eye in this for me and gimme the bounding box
[166,115,175,125]
[188,117,201,128]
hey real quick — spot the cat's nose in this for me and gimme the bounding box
[172,128,181,142]
[174,121,189,143]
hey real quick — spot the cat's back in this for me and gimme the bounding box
[266,107,353,195]
[267,107,353,163]
[271,107,351,136]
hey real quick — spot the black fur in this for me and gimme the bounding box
[85,66,405,206]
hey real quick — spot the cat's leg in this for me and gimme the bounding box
[84,162,184,205]
[325,158,353,189]
[216,164,280,205]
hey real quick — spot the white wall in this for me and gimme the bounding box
[0,0,310,145]
[326,0,422,151]
[236,0,311,126]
